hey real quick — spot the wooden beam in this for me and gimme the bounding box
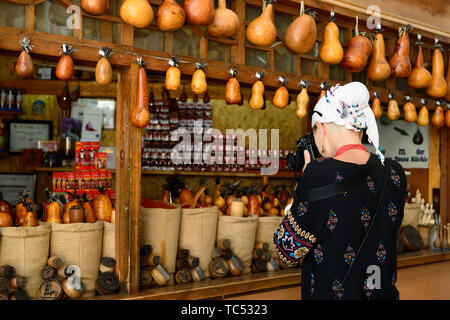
[440,128,449,225]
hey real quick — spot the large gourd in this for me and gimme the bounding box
[120,0,154,28]
[296,80,309,118]
[387,93,400,121]
[131,57,151,128]
[426,39,448,99]
[403,96,417,123]
[371,92,382,119]
[207,0,240,38]
[416,99,429,127]
[341,17,372,73]
[56,44,75,81]
[249,71,265,110]
[367,26,391,81]
[246,0,276,47]
[95,47,113,85]
[319,11,343,65]
[81,0,109,15]
[94,189,113,222]
[156,0,185,32]
[408,34,432,89]
[165,57,181,91]
[225,68,241,105]
[431,101,445,127]
[389,24,412,78]
[191,62,207,95]
[15,37,34,78]
[183,0,214,26]
[285,1,317,55]
[272,77,289,109]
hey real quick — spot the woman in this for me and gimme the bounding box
[274,82,406,300]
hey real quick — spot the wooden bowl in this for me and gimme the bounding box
[400,225,424,251]
[69,205,85,223]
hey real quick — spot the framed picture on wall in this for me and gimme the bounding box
[0,173,36,205]
[4,120,53,154]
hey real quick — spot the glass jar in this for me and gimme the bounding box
[58,131,79,167]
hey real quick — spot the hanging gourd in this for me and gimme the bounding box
[387,93,400,121]
[191,61,208,95]
[319,11,343,65]
[389,24,412,78]
[272,76,289,109]
[403,96,417,123]
[131,57,151,128]
[15,37,35,78]
[367,24,391,81]
[207,0,240,38]
[285,0,317,55]
[225,68,241,105]
[426,38,448,99]
[318,81,327,101]
[371,91,382,119]
[445,103,450,128]
[165,57,181,91]
[120,0,154,28]
[95,47,113,85]
[408,34,432,89]
[156,0,185,32]
[341,16,373,73]
[431,100,445,128]
[416,99,429,127]
[56,44,76,81]
[296,80,309,119]
[249,71,265,110]
[183,0,215,26]
[246,0,276,47]
[81,0,109,16]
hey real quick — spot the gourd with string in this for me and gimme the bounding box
[183,0,214,25]
[285,1,317,55]
[426,39,448,99]
[272,77,289,109]
[225,68,241,105]
[341,17,373,73]
[367,25,391,81]
[15,37,35,78]
[431,100,445,128]
[408,34,432,89]
[246,0,277,47]
[319,11,343,65]
[120,0,154,28]
[389,24,412,78]
[371,92,382,119]
[416,99,429,127]
[131,57,151,128]
[191,62,208,95]
[95,47,113,85]
[249,71,265,110]
[403,96,417,123]
[207,0,240,38]
[156,0,185,32]
[296,80,309,118]
[165,57,181,91]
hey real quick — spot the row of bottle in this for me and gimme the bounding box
[0,88,23,111]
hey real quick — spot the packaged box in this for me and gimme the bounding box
[99,171,107,189]
[66,172,75,193]
[94,152,107,170]
[81,171,92,192]
[91,171,99,190]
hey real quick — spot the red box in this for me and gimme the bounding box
[94,152,107,170]
[66,172,75,193]
[81,171,92,192]
[99,171,107,189]
[91,171,99,190]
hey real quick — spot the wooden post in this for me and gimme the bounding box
[440,128,449,225]
[115,63,141,294]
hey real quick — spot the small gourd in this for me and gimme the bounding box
[295,80,309,118]
[387,93,400,121]
[403,96,417,123]
[191,62,207,95]
[371,91,382,119]
[416,99,429,127]
[431,100,445,128]
[319,11,343,65]
[249,71,265,110]
[272,76,289,109]
[165,57,181,91]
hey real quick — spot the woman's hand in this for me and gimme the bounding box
[303,149,311,172]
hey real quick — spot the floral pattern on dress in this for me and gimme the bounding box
[387,202,398,223]
[327,210,338,232]
[376,243,387,264]
[298,201,308,216]
[335,172,348,197]
[344,243,355,265]
[363,277,375,298]
[391,168,401,188]
[311,273,315,296]
[361,207,371,229]
[366,176,376,194]
[332,279,345,299]
[314,244,324,264]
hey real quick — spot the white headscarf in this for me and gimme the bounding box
[311,81,384,164]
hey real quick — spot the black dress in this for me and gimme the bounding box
[273,153,406,300]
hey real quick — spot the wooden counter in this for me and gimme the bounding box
[90,249,450,300]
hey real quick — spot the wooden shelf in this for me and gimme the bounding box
[0,109,24,119]
[141,169,294,179]
[0,152,8,157]
[35,167,116,173]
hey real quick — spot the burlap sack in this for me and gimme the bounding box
[102,222,115,259]
[402,203,420,228]
[256,216,283,258]
[216,215,258,274]
[49,221,103,298]
[0,224,51,299]
[178,207,218,278]
[140,205,181,275]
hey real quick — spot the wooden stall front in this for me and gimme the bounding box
[0,0,449,299]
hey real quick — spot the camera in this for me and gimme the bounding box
[285,133,321,172]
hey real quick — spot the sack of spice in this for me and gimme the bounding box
[0,223,51,299]
[140,199,181,275]
[255,216,283,258]
[216,215,258,274]
[48,221,103,298]
[178,206,218,278]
